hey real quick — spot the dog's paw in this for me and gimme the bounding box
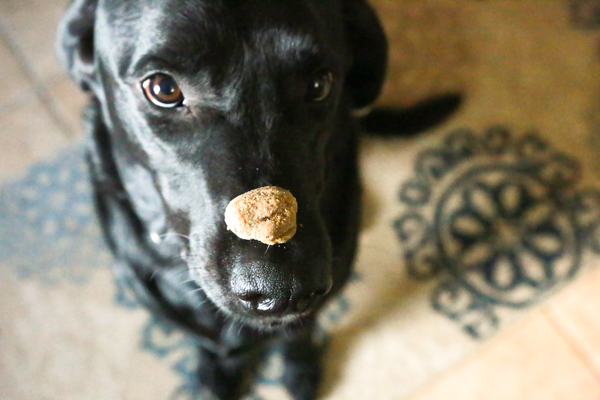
[281,362,322,400]
[275,338,324,400]
[195,347,260,400]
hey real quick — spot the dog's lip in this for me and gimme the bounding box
[237,311,311,330]
[189,275,315,328]
[221,299,314,328]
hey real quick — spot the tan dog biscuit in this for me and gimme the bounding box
[225,186,298,245]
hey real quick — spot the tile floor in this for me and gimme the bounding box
[410,268,600,400]
[0,0,86,182]
[1,0,600,399]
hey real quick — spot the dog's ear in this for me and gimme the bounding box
[342,0,388,110]
[56,0,98,91]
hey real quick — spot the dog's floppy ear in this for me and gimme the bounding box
[56,0,98,91]
[342,0,388,110]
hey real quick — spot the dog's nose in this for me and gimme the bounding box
[237,292,289,314]
[236,287,330,316]
[228,215,334,317]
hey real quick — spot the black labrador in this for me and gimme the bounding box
[57,0,386,398]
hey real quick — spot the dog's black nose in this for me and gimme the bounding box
[238,292,289,314]
[236,287,330,316]
[229,232,333,317]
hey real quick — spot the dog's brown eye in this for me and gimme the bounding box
[142,73,184,108]
[305,70,334,102]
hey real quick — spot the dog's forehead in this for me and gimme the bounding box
[98,0,345,76]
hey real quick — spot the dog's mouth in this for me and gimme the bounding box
[234,309,313,331]
[187,255,331,331]
[212,285,330,330]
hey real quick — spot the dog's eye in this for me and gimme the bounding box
[142,73,184,108]
[305,70,334,102]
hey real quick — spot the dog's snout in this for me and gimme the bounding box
[226,211,334,320]
[230,257,332,318]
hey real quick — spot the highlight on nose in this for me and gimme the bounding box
[224,186,298,245]
[236,288,330,316]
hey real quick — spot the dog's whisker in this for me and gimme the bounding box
[159,232,191,241]
[192,298,210,307]
[150,269,160,280]
[180,276,198,285]
[167,268,191,280]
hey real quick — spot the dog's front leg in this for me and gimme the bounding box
[195,342,264,400]
[274,323,324,400]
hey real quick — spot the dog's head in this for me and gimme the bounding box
[58,0,387,328]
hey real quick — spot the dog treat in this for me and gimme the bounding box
[225,186,298,245]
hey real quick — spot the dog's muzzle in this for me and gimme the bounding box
[224,186,332,318]
[229,259,332,318]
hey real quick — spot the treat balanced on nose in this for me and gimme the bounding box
[225,186,298,245]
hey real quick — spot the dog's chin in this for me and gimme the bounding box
[193,280,315,332]
[233,311,312,332]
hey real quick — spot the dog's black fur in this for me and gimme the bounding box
[57,0,387,398]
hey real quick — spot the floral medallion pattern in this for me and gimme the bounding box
[395,126,600,339]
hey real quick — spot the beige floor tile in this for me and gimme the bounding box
[0,38,34,109]
[0,97,71,183]
[411,313,600,400]
[546,267,600,374]
[0,0,71,83]
[46,76,90,138]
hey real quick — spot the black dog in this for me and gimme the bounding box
[57,0,387,398]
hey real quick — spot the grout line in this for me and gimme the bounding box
[0,17,76,139]
[543,306,600,380]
